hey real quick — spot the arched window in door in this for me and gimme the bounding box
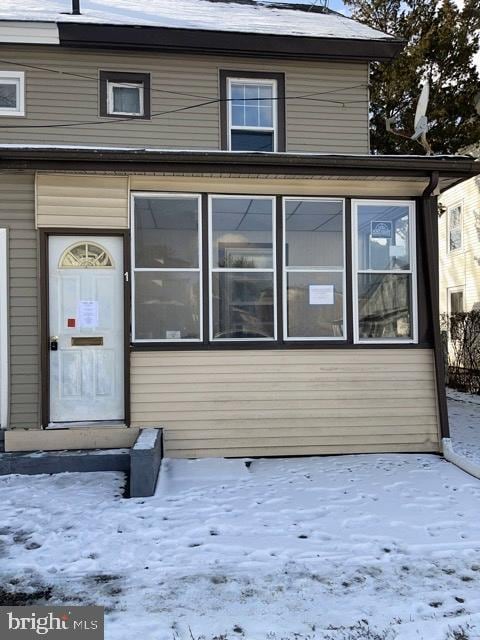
[59,241,114,268]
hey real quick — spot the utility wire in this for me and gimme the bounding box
[0,58,368,129]
[0,56,368,103]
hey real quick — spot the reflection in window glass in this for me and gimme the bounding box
[231,83,273,128]
[133,195,201,341]
[355,201,415,342]
[448,205,462,252]
[212,273,274,339]
[287,272,344,338]
[134,272,200,340]
[134,197,199,268]
[0,83,17,109]
[284,199,345,339]
[210,196,275,340]
[211,197,273,268]
[357,204,410,271]
[285,199,344,268]
[358,274,411,339]
[229,79,276,152]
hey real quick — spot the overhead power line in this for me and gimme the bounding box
[0,57,368,130]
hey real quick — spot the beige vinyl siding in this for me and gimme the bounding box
[36,173,428,229]
[131,349,440,458]
[0,173,41,428]
[36,174,129,228]
[439,176,480,313]
[0,46,369,154]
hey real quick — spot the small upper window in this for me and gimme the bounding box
[220,71,285,152]
[0,71,25,117]
[99,71,150,119]
[108,82,144,116]
[448,204,463,252]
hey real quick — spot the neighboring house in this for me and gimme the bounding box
[0,0,478,458]
[439,147,480,315]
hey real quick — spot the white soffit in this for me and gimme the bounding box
[0,21,60,45]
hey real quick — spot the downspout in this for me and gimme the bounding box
[421,171,450,449]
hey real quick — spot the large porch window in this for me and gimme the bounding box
[131,195,418,346]
[132,194,202,342]
[353,200,417,343]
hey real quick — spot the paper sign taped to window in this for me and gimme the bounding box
[77,300,99,328]
[309,284,334,305]
[166,330,181,339]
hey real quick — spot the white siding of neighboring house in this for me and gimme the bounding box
[439,176,480,315]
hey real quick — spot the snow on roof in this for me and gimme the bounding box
[0,0,396,41]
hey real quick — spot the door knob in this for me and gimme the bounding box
[50,336,59,351]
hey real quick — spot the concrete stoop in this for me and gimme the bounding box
[0,428,163,498]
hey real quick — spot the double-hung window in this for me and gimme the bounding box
[132,194,202,342]
[283,198,345,340]
[221,71,285,152]
[0,71,24,117]
[353,200,417,342]
[209,196,276,340]
[448,203,463,252]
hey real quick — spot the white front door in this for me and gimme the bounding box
[49,236,124,423]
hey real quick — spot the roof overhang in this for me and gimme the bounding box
[57,22,405,62]
[0,147,477,192]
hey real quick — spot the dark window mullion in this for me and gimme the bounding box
[201,193,210,345]
[345,198,354,344]
[276,196,284,344]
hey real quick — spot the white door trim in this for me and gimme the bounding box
[0,229,9,429]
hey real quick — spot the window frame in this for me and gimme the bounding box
[448,286,465,315]
[447,202,463,254]
[282,197,347,342]
[130,192,203,343]
[99,71,151,120]
[228,77,277,152]
[0,71,25,117]
[352,199,418,345]
[208,194,277,342]
[219,70,286,152]
[107,81,144,117]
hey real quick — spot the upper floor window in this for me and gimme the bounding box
[448,203,463,252]
[0,71,24,117]
[99,71,150,119]
[220,71,285,152]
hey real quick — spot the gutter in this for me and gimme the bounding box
[0,148,478,179]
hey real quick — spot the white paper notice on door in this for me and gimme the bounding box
[77,300,99,328]
[309,284,334,305]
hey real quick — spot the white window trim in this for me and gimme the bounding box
[0,71,25,117]
[447,201,463,254]
[352,199,418,345]
[227,77,278,152]
[0,229,9,428]
[448,285,465,315]
[130,192,203,343]
[107,81,144,117]
[282,197,347,341]
[208,194,277,342]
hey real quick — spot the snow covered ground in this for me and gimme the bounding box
[448,390,480,467]
[0,398,480,640]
